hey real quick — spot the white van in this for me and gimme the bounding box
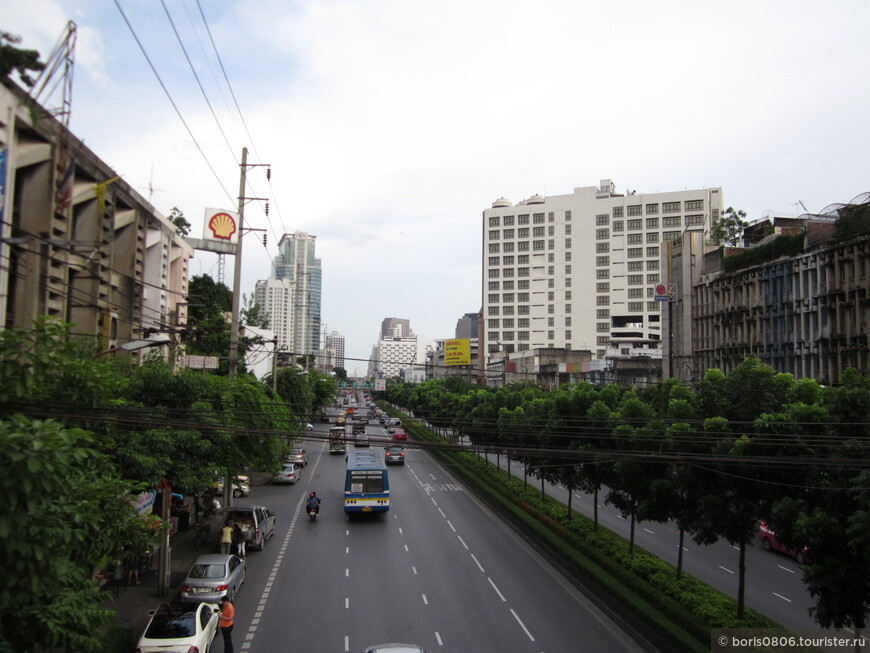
[385,418,401,433]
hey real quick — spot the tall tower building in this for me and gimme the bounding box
[455,312,480,339]
[324,330,346,371]
[271,232,322,357]
[254,277,294,352]
[481,180,721,360]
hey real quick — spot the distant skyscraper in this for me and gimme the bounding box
[272,232,322,357]
[372,317,430,378]
[381,317,413,339]
[455,312,479,339]
[254,277,294,352]
[325,330,346,371]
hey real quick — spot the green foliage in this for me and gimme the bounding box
[721,232,805,274]
[0,416,138,652]
[832,202,870,242]
[0,32,45,87]
[168,206,191,237]
[711,206,749,247]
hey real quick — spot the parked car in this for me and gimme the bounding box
[220,506,276,551]
[216,474,250,498]
[305,422,314,431]
[135,601,220,652]
[392,430,407,442]
[757,521,809,563]
[272,463,301,484]
[179,554,246,603]
[284,447,309,467]
[385,445,405,465]
[363,645,429,653]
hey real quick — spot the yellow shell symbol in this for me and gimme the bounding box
[209,212,237,240]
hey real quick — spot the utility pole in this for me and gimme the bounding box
[228,148,248,379]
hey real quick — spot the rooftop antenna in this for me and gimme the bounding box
[796,200,810,215]
[29,20,77,128]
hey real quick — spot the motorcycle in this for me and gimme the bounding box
[308,504,318,521]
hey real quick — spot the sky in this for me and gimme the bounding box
[6,0,870,376]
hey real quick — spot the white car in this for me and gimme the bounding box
[135,601,220,653]
[272,463,301,484]
[216,474,250,498]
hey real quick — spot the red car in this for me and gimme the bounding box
[392,430,407,442]
[757,522,809,563]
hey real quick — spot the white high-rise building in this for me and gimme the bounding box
[254,277,293,352]
[369,318,433,378]
[321,330,346,372]
[481,180,722,360]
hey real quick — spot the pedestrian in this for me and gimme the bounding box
[219,595,235,653]
[220,521,234,555]
[232,522,246,559]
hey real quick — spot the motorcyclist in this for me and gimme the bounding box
[306,492,321,515]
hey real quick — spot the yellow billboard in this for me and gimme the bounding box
[444,339,471,366]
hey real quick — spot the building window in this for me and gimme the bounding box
[518,214,529,225]
[597,322,609,332]
[646,217,659,229]
[503,215,514,226]
[596,295,609,306]
[518,267,529,277]
[548,317,554,327]
[518,292,529,302]
[503,306,514,315]
[597,282,610,292]
[628,301,643,312]
[596,242,610,253]
[503,280,514,290]
[565,317,572,327]
[596,214,610,225]
[518,279,529,289]
[548,239,555,250]
[488,331,499,340]
[518,228,529,238]
[488,293,499,303]
[488,256,500,266]
[565,288,572,298]
[646,246,660,257]
[518,318,529,328]
[488,281,500,290]
[647,302,660,311]
[548,305,554,314]
[565,251,571,261]
[628,274,643,285]
[533,226,545,237]
[627,234,642,245]
[647,273,659,284]
[518,241,529,251]
[488,269,500,278]
[647,260,659,270]
[613,206,624,218]
[503,331,514,341]
[613,220,624,231]
[627,219,642,231]
[596,228,610,240]
[502,293,514,302]
[663,231,680,241]
[646,204,659,215]
[518,255,529,264]
[685,214,704,226]
[597,269,610,279]
[646,232,659,243]
[503,242,514,252]
[503,255,515,265]
[518,331,529,341]
[596,256,610,266]
[518,305,529,315]
[503,228,515,239]
[548,212,555,222]
[502,318,514,328]
[533,213,545,224]
[627,261,643,272]
[565,238,571,249]
[533,241,545,250]
[663,201,681,214]
[663,216,680,228]
[564,224,572,235]
[488,307,499,316]
[548,330,555,339]
[628,288,643,298]
[547,265,554,275]
[565,210,571,220]
[565,264,571,274]
[627,205,642,216]
[686,199,703,211]
[548,291,554,300]
[627,248,643,258]
[548,226,555,237]
[596,309,609,318]
[489,216,500,227]
[503,268,514,278]
[488,319,499,328]
[489,230,499,240]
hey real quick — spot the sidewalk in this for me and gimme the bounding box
[104,514,220,644]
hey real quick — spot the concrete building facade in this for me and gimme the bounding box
[481,180,722,368]
[268,231,322,358]
[0,78,191,354]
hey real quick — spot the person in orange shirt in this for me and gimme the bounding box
[219,596,235,653]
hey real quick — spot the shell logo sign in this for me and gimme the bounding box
[203,207,239,243]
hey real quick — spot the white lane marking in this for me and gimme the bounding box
[422,594,429,605]
[719,565,734,574]
[488,577,506,602]
[398,527,403,534]
[777,565,795,574]
[510,608,535,641]
[435,632,443,646]
[404,544,409,552]
[412,566,417,575]
[457,535,469,550]
[344,635,349,652]
[772,592,793,603]
[345,569,349,577]
[643,528,655,535]
[447,520,456,532]
[471,553,485,573]
[345,597,349,608]
[431,497,438,507]
[438,508,446,518]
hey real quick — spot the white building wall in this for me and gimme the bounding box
[255,278,293,352]
[482,180,721,360]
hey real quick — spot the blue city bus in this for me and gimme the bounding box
[344,450,390,513]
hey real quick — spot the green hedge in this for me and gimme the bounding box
[399,412,782,652]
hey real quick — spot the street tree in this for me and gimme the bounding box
[0,32,44,87]
[712,206,749,247]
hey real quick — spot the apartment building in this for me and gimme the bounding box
[481,180,722,361]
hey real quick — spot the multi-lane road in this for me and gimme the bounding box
[223,419,649,653]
